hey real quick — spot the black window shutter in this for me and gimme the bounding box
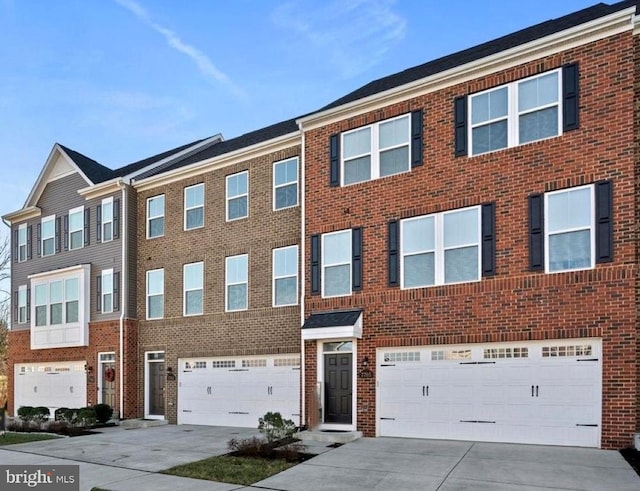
[96,205,102,242]
[36,224,41,257]
[13,290,18,322]
[562,63,580,132]
[454,96,468,157]
[96,275,102,313]
[411,109,424,168]
[26,288,30,322]
[481,203,496,277]
[55,217,61,253]
[310,234,321,295]
[63,215,69,251]
[388,220,399,286]
[595,180,613,263]
[113,272,120,311]
[13,229,18,263]
[352,227,363,290]
[528,194,544,271]
[329,134,340,187]
[26,225,32,260]
[113,199,120,239]
[84,208,90,246]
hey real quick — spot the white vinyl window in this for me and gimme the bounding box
[68,206,84,250]
[183,262,204,316]
[34,284,47,326]
[322,230,351,298]
[41,215,55,257]
[545,185,595,273]
[102,197,114,242]
[147,195,165,238]
[32,276,79,327]
[184,183,204,230]
[49,280,63,325]
[226,171,248,221]
[18,285,27,323]
[146,269,164,319]
[101,269,114,314]
[65,278,79,323]
[273,246,298,307]
[273,158,298,210]
[342,114,410,185]
[18,224,27,262]
[470,69,561,155]
[401,206,481,288]
[226,254,248,311]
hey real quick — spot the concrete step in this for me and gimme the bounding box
[120,418,168,429]
[298,429,362,444]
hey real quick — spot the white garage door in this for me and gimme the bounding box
[377,339,601,447]
[14,362,87,416]
[178,354,300,428]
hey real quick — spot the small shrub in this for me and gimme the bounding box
[77,407,96,427]
[93,404,113,424]
[32,407,50,425]
[17,406,35,423]
[258,412,296,443]
[8,420,36,433]
[228,436,273,458]
[54,408,69,422]
[45,420,69,433]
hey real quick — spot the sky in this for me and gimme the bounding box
[0,0,602,233]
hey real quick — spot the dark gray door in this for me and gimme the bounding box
[324,353,352,424]
[149,362,165,415]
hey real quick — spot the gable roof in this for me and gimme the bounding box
[57,144,114,184]
[321,1,639,111]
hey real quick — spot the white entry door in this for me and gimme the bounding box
[377,339,601,447]
[14,362,86,416]
[178,354,300,427]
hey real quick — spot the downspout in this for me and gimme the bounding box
[299,128,306,428]
[117,182,128,419]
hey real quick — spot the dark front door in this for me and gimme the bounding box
[101,362,116,408]
[149,362,165,416]
[324,353,352,424]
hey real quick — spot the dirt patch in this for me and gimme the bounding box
[620,448,640,477]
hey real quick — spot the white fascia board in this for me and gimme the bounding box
[2,206,42,226]
[28,263,90,280]
[301,313,363,340]
[77,178,125,200]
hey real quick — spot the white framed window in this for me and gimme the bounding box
[273,158,298,210]
[469,69,561,156]
[34,284,47,326]
[18,285,27,323]
[322,230,351,298]
[41,215,55,257]
[68,206,84,250]
[31,272,82,328]
[146,269,164,319]
[225,254,248,311]
[147,195,165,238]
[18,224,27,262]
[545,185,595,273]
[49,280,63,325]
[101,269,114,314]
[273,246,298,307]
[184,183,204,230]
[226,171,248,221]
[101,197,114,242]
[183,262,204,316]
[401,206,481,288]
[342,114,410,186]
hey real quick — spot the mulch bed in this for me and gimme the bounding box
[620,448,640,476]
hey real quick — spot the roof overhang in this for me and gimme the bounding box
[78,177,126,200]
[302,310,363,341]
[297,7,636,131]
[2,206,42,226]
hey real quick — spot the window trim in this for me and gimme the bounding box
[146,268,165,320]
[400,205,482,289]
[184,183,205,231]
[225,254,248,312]
[272,245,299,307]
[41,215,55,257]
[273,157,299,211]
[146,195,165,239]
[101,269,114,314]
[321,229,352,298]
[183,261,204,316]
[101,197,114,243]
[468,68,562,156]
[341,113,411,186]
[544,184,595,274]
[226,171,249,222]
[68,205,84,251]
[18,223,27,262]
[18,285,27,324]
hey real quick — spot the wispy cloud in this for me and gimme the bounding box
[113,0,246,100]
[271,0,406,79]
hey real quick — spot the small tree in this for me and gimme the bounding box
[258,411,296,443]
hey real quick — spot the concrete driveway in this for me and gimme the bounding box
[1,425,639,490]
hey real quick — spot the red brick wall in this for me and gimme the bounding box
[303,32,637,449]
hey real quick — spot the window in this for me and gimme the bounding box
[322,230,351,297]
[225,254,248,311]
[545,185,594,272]
[342,114,410,185]
[147,195,165,238]
[32,275,80,327]
[49,280,63,325]
[273,158,298,210]
[65,278,79,323]
[18,224,27,262]
[183,262,203,316]
[184,184,204,230]
[273,246,298,306]
[34,284,47,327]
[68,206,84,250]
[101,197,114,242]
[401,206,481,288]
[101,269,113,314]
[226,171,248,221]
[470,70,560,155]
[41,216,55,256]
[18,285,27,323]
[146,269,164,319]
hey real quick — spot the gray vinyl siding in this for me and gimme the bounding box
[10,173,124,325]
